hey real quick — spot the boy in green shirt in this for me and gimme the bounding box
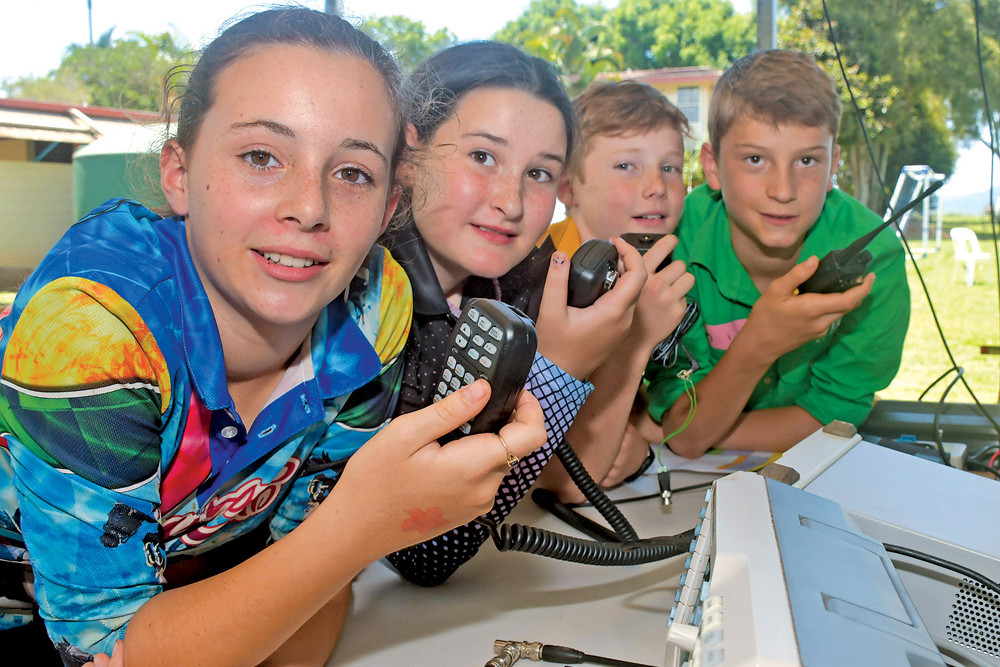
[642,50,909,457]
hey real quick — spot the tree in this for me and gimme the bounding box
[359,15,458,74]
[779,4,901,209]
[495,0,753,93]
[494,0,622,93]
[4,69,91,107]
[608,0,754,70]
[966,0,1000,157]
[781,0,1000,210]
[2,28,188,111]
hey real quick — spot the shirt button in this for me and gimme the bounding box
[763,377,773,385]
[221,425,239,439]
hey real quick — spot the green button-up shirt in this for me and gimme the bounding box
[646,184,909,428]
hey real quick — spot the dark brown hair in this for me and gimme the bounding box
[168,7,409,173]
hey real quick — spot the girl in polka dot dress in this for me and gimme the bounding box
[382,41,649,586]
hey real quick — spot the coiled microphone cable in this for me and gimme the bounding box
[552,437,640,542]
[475,438,695,566]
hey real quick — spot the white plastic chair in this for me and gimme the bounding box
[949,227,991,285]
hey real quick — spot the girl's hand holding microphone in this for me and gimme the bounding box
[328,379,546,560]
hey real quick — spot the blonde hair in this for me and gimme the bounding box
[570,80,689,178]
[708,50,841,153]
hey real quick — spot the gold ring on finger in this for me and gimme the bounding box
[497,433,519,470]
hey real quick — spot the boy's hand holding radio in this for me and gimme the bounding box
[742,181,938,365]
[535,237,647,380]
[622,233,694,354]
[742,256,874,365]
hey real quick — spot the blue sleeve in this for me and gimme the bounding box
[384,353,593,586]
[12,445,163,661]
[1,280,169,662]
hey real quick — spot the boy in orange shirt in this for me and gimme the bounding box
[538,80,695,499]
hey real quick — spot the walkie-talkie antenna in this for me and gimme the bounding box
[848,180,944,256]
[798,180,944,295]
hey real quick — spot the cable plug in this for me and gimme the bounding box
[490,639,660,667]
[486,643,519,667]
[540,643,587,663]
[657,470,672,506]
[485,643,520,667]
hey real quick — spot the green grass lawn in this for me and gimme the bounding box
[882,217,1000,404]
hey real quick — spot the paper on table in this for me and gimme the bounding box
[650,445,783,474]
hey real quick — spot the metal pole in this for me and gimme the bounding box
[921,174,930,254]
[757,0,778,50]
[88,0,93,44]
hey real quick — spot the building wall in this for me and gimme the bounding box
[0,160,74,287]
[648,81,713,147]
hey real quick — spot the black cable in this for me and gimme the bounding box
[966,459,1000,479]
[656,469,723,496]
[963,441,1000,477]
[664,480,714,497]
[931,368,966,466]
[883,543,1000,598]
[489,641,660,667]
[530,488,622,543]
[583,491,663,506]
[477,516,693,566]
[917,366,962,402]
[820,0,891,214]
[540,643,658,667]
[972,0,1000,402]
[968,443,999,462]
[554,438,639,543]
[565,476,719,510]
[483,439,694,566]
[559,494,664,509]
[822,0,1000,448]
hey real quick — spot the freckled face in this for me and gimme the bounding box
[163,45,399,336]
[409,87,567,296]
[701,115,839,262]
[566,127,686,243]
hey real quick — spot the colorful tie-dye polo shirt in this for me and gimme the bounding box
[0,199,411,661]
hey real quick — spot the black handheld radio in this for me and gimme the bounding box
[797,181,943,294]
[566,239,620,308]
[620,232,672,272]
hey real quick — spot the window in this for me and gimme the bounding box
[677,87,700,124]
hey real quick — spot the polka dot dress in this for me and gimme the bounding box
[383,224,593,586]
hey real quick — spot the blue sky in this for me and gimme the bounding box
[2,0,993,199]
